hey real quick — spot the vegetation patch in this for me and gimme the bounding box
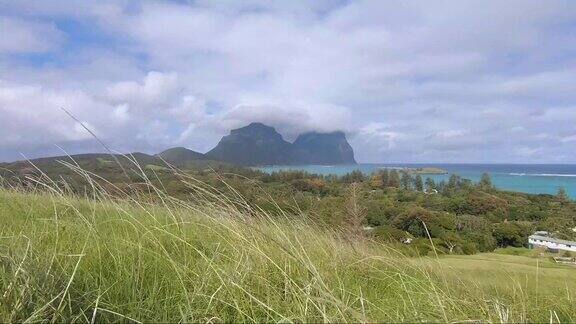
[0,189,575,322]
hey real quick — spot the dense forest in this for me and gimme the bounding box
[1,155,575,256]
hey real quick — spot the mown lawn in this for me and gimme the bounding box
[434,252,576,298]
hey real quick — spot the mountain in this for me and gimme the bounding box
[1,123,356,169]
[293,131,356,165]
[205,122,356,166]
[205,122,294,166]
[157,147,205,164]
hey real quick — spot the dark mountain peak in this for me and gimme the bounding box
[206,123,356,166]
[230,122,284,141]
[206,123,292,166]
[293,130,356,165]
[157,147,205,164]
[239,122,272,130]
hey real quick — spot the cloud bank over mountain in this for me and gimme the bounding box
[1,0,576,163]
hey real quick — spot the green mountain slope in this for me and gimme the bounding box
[157,147,206,164]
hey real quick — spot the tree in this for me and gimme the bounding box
[425,177,436,192]
[373,225,413,242]
[370,169,391,189]
[436,180,446,193]
[391,207,452,238]
[364,198,396,226]
[444,174,461,195]
[380,169,389,187]
[492,222,531,247]
[392,207,434,237]
[478,173,493,190]
[345,183,366,237]
[440,232,462,254]
[369,173,384,189]
[455,214,496,252]
[414,175,424,192]
[341,170,365,183]
[291,179,313,192]
[448,174,460,188]
[388,170,400,188]
[556,187,569,202]
[400,172,412,190]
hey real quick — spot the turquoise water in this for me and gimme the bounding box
[256,163,576,199]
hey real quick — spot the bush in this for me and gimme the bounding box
[372,225,413,242]
[492,222,532,248]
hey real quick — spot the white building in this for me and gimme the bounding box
[528,234,576,253]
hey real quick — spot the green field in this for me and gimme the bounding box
[1,189,575,323]
[428,253,576,302]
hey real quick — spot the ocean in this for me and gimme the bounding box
[256,163,576,199]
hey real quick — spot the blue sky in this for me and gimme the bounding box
[1,0,576,163]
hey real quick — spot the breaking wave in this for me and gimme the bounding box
[510,173,576,177]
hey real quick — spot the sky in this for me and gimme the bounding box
[1,0,576,163]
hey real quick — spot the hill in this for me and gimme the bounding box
[206,122,356,166]
[157,147,206,164]
[2,152,161,168]
[1,189,575,322]
[0,152,162,180]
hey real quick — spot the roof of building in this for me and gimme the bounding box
[529,234,576,246]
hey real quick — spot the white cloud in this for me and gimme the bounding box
[434,130,466,139]
[221,99,352,139]
[0,16,64,53]
[0,81,101,146]
[112,104,130,123]
[560,134,576,143]
[515,146,541,157]
[105,71,180,107]
[1,0,576,163]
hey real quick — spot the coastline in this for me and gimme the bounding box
[255,163,576,198]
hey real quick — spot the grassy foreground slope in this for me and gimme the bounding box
[1,190,575,323]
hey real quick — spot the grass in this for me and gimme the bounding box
[145,164,169,172]
[1,188,575,322]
